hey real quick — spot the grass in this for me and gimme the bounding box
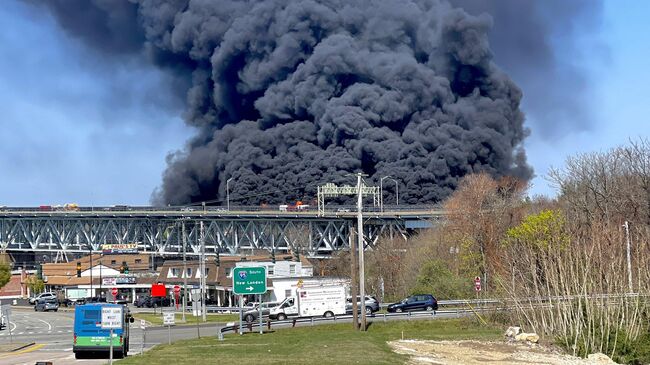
[133,312,239,326]
[118,318,501,364]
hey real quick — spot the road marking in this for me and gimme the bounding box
[0,343,45,359]
[9,322,16,332]
[35,318,52,331]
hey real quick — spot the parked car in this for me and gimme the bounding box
[387,294,438,313]
[112,295,129,305]
[346,295,380,315]
[134,296,149,308]
[81,296,107,305]
[35,299,59,312]
[135,296,171,308]
[150,296,171,308]
[29,292,56,305]
[244,302,280,323]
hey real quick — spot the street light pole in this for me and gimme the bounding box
[380,176,391,212]
[356,173,367,331]
[624,221,633,293]
[226,178,233,211]
[182,220,187,322]
[200,221,206,322]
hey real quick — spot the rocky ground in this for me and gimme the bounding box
[388,339,617,365]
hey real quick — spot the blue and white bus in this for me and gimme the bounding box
[73,303,134,359]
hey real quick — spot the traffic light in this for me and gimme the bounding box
[76,262,81,278]
[120,261,129,274]
[293,249,300,262]
[36,263,43,280]
[215,252,221,267]
[271,249,276,264]
[119,262,125,274]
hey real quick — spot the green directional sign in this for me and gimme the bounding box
[233,267,267,295]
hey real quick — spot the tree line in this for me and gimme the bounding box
[322,139,650,363]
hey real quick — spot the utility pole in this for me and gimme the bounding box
[624,221,633,293]
[182,221,187,322]
[89,247,93,298]
[356,173,367,331]
[200,221,206,322]
[349,227,359,330]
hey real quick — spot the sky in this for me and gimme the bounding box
[0,0,648,206]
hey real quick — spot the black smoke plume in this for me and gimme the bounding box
[31,0,599,205]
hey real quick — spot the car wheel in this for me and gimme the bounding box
[323,311,334,318]
[54,309,58,312]
[277,313,287,321]
[395,308,403,313]
[365,307,372,315]
[425,306,433,311]
[245,314,255,323]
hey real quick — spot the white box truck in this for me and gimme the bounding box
[269,285,346,320]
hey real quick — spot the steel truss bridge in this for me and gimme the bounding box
[0,210,442,258]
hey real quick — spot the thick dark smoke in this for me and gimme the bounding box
[30,0,597,205]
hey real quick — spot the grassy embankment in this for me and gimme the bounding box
[118,318,500,365]
[133,313,239,326]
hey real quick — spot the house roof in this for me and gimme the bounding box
[43,253,154,277]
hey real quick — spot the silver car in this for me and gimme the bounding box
[346,296,380,315]
[35,299,59,312]
[29,292,56,305]
[244,302,279,323]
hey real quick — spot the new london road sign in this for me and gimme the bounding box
[232,267,267,295]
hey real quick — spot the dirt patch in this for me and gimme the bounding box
[388,340,617,365]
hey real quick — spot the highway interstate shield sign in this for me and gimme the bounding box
[232,267,267,295]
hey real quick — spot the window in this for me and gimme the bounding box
[183,268,193,278]
[111,260,116,265]
[168,268,179,278]
[285,289,292,298]
[226,268,232,277]
[196,268,209,278]
[289,264,296,275]
[267,265,274,276]
[135,259,142,264]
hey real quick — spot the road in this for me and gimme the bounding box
[0,307,473,364]
[0,308,228,365]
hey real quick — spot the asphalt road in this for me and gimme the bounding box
[0,307,472,364]
[0,308,229,365]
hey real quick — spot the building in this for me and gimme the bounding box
[42,253,158,302]
[156,254,314,306]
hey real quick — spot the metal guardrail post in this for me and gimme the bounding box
[311,317,314,326]
[408,312,411,321]
[384,313,387,322]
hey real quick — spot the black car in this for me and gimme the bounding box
[387,294,438,313]
[135,296,171,308]
[134,296,149,308]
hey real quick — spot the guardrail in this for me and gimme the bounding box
[216,307,501,339]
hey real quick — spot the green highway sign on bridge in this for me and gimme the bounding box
[233,267,267,295]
